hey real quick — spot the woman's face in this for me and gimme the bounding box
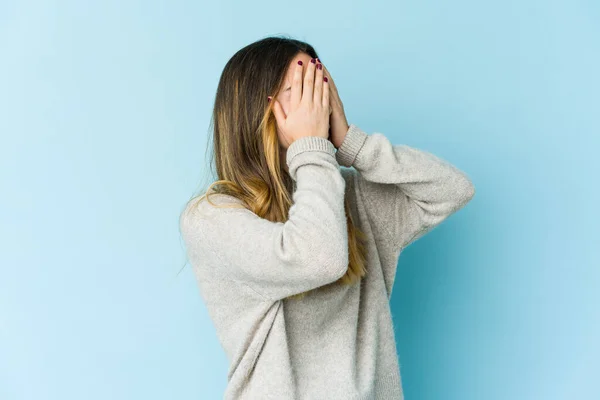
[275,52,329,170]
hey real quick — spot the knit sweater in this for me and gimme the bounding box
[179,124,475,399]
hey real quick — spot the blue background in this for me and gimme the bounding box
[1,1,598,399]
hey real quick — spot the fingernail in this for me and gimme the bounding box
[297,60,303,65]
[267,96,271,102]
[317,64,322,70]
[323,77,328,82]
[310,58,316,63]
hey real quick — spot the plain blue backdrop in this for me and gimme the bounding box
[1,1,598,399]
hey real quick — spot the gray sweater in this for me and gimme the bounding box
[180,124,475,399]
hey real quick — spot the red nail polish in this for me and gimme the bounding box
[297,60,303,65]
[267,97,271,102]
[317,64,322,70]
[310,58,316,63]
[324,77,328,82]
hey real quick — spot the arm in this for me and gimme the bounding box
[335,124,475,294]
[180,136,349,302]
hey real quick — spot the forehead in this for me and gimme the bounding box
[284,53,313,83]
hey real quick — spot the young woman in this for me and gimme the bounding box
[179,36,475,399]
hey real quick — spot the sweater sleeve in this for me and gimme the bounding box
[335,124,475,294]
[180,136,349,302]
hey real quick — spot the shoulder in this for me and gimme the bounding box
[180,194,248,234]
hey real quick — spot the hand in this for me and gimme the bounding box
[320,62,349,149]
[271,59,330,147]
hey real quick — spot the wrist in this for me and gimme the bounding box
[334,124,369,167]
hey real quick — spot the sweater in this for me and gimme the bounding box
[179,124,475,399]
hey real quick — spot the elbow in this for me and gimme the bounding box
[429,175,475,219]
[310,240,349,282]
[330,241,350,279]
[408,175,475,237]
[454,174,475,209]
[462,177,476,201]
[463,177,476,202]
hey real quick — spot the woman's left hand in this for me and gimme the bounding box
[320,61,349,150]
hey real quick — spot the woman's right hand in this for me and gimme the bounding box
[271,59,330,146]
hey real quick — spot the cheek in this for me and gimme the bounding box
[277,95,291,116]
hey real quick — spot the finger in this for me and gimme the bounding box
[291,60,303,110]
[322,64,343,112]
[322,65,339,95]
[272,98,286,128]
[313,62,323,105]
[322,75,330,110]
[302,58,316,104]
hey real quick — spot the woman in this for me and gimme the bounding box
[179,36,475,399]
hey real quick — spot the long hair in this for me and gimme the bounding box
[180,35,368,300]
